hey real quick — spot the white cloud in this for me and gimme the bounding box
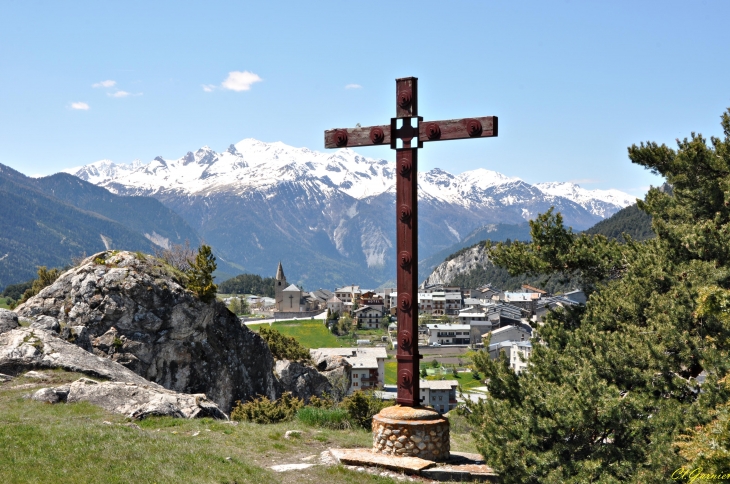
[92,80,116,88]
[109,91,130,98]
[71,102,90,110]
[221,71,262,91]
[345,84,362,89]
[202,84,216,92]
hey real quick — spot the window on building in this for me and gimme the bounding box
[354,382,358,386]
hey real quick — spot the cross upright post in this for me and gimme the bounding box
[325,77,498,409]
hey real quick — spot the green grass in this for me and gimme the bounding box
[250,320,342,348]
[0,297,11,309]
[0,369,482,482]
[296,407,352,430]
[0,370,400,483]
[384,361,397,385]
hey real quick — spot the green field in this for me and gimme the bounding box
[249,320,344,348]
[0,297,10,309]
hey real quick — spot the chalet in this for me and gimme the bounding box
[353,305,383,329]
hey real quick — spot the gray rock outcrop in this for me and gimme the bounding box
[420,243,490,287]
[0,327,160,387]
[274,359,332,403]
[15,251,281,411]
[32,377,227,419]
[0,309,18,335]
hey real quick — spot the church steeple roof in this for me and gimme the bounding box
[276,261,285,280]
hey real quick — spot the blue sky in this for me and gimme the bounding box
[1,1,729,197]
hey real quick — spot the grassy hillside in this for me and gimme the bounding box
[0,370,391,484]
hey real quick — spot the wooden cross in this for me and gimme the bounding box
[324,77,498,407]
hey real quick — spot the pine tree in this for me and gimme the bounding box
[186,245,217,303]
[466,109,730,483]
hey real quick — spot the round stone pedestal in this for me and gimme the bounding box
[372,406,450,461]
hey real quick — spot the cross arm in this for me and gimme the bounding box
[324,124,392,149]
[418,116,498,143]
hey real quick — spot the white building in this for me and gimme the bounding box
[334,285,361,304]
[488,341,532,374]
[326,295,344,314]
[353,305,383,329]
[310,347,387,394]
[426,324,471,346]
[419,380,458,414]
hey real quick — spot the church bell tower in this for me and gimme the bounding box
[274,261,287,311]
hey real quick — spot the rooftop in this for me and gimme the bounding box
[420,380,459,390]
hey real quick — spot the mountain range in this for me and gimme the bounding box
[0,164,194,288]
[63,139,636,289]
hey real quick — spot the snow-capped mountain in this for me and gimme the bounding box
[535,182,637,218]
[64,139,634,288]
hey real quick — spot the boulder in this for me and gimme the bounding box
[32,377,227,419]
[274,359,332,403]
[30,315,60,333]
[0,309,18,335]
[0,327,160,387]
[15,251,281,411]
[66,378,227,419]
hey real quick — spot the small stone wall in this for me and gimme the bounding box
[372,406,450,461]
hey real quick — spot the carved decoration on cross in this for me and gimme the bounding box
[324,77,498,407]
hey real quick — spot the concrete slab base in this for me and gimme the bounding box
[329,448,498,482]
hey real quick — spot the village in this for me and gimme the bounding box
[220,261,586,413]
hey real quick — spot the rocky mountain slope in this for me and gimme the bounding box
[423,201,653,290]
[64,139,635,288]
[14,250,281,411]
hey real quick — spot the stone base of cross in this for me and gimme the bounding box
[325,77,497,459]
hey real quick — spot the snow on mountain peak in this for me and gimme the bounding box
[64,139,634,219]
[535,181,636,217]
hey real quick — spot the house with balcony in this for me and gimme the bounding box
[353,305,383,329]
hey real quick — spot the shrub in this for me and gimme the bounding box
[307,394,334,408]
[185,245,217,303]
[296,406,351,430]
[259,326,311,362]
[230,392,303,424]
[340,390,393,430]
[17,266,61,305]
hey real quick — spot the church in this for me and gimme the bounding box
[273,262,332,312]
[274,261,303,311]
